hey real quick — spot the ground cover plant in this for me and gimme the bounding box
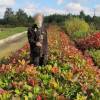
[0,25,100,100]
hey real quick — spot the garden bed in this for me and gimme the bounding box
[0,25,100,100]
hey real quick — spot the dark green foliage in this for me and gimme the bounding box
[0,8,34,27]
[0,8,100,30]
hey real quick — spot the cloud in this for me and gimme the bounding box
[70,0,95,3]
[0,7,6,18]
[0,0,16,18]
[23,4,66,16]
[43,7,66,15]
[23,4,37,16]
[0,0,100,18]
[23,3,100,17]
[65,2,100,16]
[65,2,93,15]
[95,5,100,16]
[0,0,15,7]
[70,0,86,3]
[57,0,64,5]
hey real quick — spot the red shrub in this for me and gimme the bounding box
[77,32,100,49]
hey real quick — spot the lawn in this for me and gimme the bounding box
[0,27,27,39]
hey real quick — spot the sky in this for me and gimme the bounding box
[0,0,100,18]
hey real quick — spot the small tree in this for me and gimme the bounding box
[16,9,28,26]
[79,10,85,19]
[64,17,90,34]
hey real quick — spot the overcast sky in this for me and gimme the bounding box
[0,0,100,18]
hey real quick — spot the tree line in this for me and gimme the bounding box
[44,11,100,30]
[0,8,34,27]
[0,8,100,30]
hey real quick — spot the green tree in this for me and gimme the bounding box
[79,11,85,19]
[16,9,28,26]
[27,16,34,26]
[4,8,14,25]
[93,16,100,30]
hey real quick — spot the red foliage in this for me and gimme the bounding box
[59,32,100,89]
[27,79,35,87]
[71,66,80,74]
[51,66,59,74]
[77,32,100,49]
[84,51,94,66]
[37,95,42,100]
[0,89,7,94]
[59,32,83,59]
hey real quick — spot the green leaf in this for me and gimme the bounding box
[15,89,21,95]
[33,86,40,94]
[28,92,33,98]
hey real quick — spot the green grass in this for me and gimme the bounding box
[0,27,27,39]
